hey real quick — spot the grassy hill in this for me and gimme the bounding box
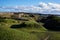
[0,12,60,40]
[0,17,47,40]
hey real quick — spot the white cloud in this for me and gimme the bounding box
[0,2,60,14]
[38,2,60,14]
[48,3,60,9]
[39,2,50,9]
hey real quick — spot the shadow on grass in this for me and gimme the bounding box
[11,22,27,28]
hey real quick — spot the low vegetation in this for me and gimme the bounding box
[0,13,60,40]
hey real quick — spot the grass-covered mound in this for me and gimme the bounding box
[0,18,46,40]
[11,20,42,28]
[0,25,38,40]
[11,20,47,31]
[0,17,60,40]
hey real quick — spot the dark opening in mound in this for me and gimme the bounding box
[11,22,27,28]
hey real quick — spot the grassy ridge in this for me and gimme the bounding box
[0,17,60,40]
[0,18,46,40]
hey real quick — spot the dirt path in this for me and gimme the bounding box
[44,35,50,40]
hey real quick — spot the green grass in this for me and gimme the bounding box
[47,31,60,40]
[11,20,47,32]
[0,25,38,40]
[0,19,43,40]
[0,18,60,40]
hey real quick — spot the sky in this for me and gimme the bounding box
[0,0,60,15]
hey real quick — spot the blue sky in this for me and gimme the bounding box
[0,0,60,15]
[0,0,60,6]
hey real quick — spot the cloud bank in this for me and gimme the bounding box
[0,2,60,14]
